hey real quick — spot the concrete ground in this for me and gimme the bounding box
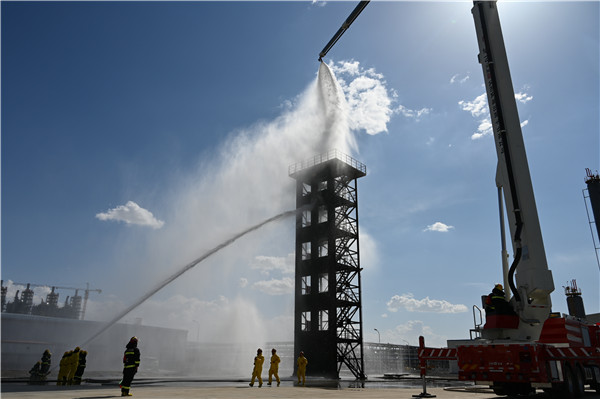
[2,380,600,399]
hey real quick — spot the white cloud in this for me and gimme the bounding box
[329,61,394,135]
[325,60,434,135]
[471,118,528,140]
[381,313,388,318]
[424,221,454,232]
[458,93,488,118]
[515,91,533,103]
[331,60,358,76]
[450,73,470,84]
[252,277,294,295]
[250,254,294,275]
[462,89,532,140]
[96,201,164,229]
[471,117,493,140]
[3,281,51,307]
[396,105,432,120]
[387,293,468,314]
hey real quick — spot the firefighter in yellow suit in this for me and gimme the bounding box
[67,347,80,385]
[249,348,264,387]
[57,351,71,386]
[267,348,280,386]
[297,351,308,386]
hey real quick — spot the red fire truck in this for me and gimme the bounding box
[418,2,600,397]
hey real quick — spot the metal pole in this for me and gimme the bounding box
[498,186,511,300]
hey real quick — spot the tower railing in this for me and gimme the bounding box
[288,149,366,176]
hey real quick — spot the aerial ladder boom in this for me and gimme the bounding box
[472,0,554,340]
[318,1,369,61]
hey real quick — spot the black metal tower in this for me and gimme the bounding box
[584,168,600,270]
[289,149,367,380]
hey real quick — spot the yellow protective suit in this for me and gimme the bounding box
[57,352,71,386]
[67,348,80,385]
[297,353,308,386]
[268,351,280,386]
[249,352,264,387]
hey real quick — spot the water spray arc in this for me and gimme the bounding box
[80,208,299,348]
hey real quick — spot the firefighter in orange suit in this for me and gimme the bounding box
[297,351,308,386]
[120,337,140,396]
[267,348,280,386]
[249,348,264,387]
[67,347,80,385]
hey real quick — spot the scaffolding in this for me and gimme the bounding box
[289,149,367,380]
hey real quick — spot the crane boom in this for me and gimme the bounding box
[318,1,369,61]
[472,0,554,340]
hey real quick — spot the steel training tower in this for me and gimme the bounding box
[289,149,367,380]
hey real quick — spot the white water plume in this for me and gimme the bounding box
[317,61,356,153]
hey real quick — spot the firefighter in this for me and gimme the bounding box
[57,351,71,386]
[297,351,308,386]
[28,361,42,384]
[67,347,80,385]
[120,336,140,396]
[39,349,51,384]
[485,284,515,316]
[267,348,280,387]
[73,350,87,385]
[249,348,264,387]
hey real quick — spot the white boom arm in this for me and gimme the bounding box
[472,0,554,340]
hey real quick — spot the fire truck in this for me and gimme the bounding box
[417,1,600,397]
[316,0,600,397]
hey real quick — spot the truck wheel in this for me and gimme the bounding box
[563,366,576,399]
[491,382,507,395]
[573,366,585,398]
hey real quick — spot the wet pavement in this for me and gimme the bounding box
[2,379,600,399]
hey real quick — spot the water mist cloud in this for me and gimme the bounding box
[252,277,294,295]
[250,254,294,275]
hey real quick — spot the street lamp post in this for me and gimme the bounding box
[374,328,380,343]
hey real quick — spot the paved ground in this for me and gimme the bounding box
[2,381,600,399]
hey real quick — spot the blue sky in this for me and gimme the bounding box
[2,1,599,351]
